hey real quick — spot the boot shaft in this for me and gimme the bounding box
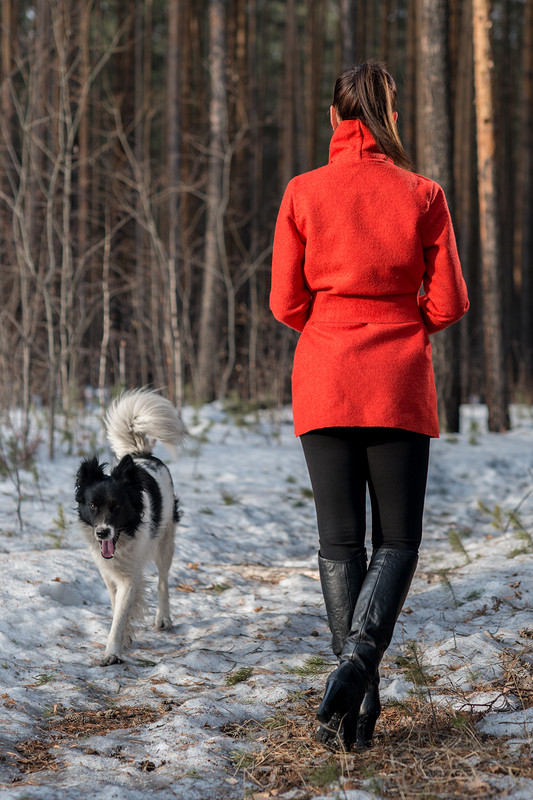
[340,547,418,669]
[318,552,367,657]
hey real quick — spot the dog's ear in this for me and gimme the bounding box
[75,456,108,502]
[111,454,139,484]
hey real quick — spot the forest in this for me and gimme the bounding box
[0,0,531,451]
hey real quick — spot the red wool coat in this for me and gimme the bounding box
[270,120,469,438]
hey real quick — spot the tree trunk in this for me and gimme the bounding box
[380,0,392,64]
[112,0,136,390]
[197,0,228,402]
[247,0,261,399]
[0,0,15,251]
[453,0,477,403]
[304,0,325,170]
[472,0,510,430]
[165,0,183,405]
[78,1,91,287]
[53,2,76,409]
[515,0,533,391]
[497,0,513,389]
[133,0,150,388]
[280,0,299,190]
[403,0,418,158]
[178,0,198,399]
[99,209,112,415]
[340,0,358,67]
[417,0,461,432]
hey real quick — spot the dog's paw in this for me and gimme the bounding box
[155,614,172,631]
[100,653,124,667]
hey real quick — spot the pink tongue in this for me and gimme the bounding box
[101,539,115,559]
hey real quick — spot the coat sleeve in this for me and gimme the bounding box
[418,184,469,334]
[270,181,312,333]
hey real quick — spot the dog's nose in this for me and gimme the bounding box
[95,526,112,540]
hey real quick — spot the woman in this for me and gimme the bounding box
[270,62,468,751]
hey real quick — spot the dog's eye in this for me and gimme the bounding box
[110,503,120,513]
[90,503,97,510]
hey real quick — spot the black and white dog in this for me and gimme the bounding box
[75,389,185,666]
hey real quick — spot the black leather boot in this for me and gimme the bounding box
[318,553,366,658]
[356,672,381,747]
[316,548,418,751]
[316,553,381,749]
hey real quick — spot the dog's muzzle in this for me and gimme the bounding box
[95,527,115,559]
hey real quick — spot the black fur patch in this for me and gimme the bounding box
[75,456,109,504]
[132,453,181,532]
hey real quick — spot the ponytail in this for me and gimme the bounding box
[333,61,413,170]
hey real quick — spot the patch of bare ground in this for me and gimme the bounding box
[226,688,533,800]
[7,705,163,780]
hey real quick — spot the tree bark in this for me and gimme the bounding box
[403,0,418,158]
[280,0,299,190]
[99,208,112,415]
[453,0,477,403]
[472,0,510,430]
[340,0,358,67]
[165,0,183,405]
[515,0,533,390]
[197,0,228,402]
[304,0,325,170]
[133,0,150,388]
[247,0,261,399]
[417,0,461,432]
[78,1,91,282]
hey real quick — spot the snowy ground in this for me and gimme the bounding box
[1,402,533,799]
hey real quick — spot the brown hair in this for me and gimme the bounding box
[333,61,413,170]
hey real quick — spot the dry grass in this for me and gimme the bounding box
[46,705,161,738]
[226,687,533,800]
[500,647,533,707]
[8,705,163,777]
[10,738,62,775]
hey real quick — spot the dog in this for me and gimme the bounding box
[75,389,185,666]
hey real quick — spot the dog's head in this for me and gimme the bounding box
[75,455,145,559]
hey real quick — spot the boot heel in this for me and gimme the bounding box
[356,675,381,747]
[355,711,379,748]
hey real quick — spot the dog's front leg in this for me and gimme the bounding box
[101,572,117,614]
[155,569,171,630]
[101,578,136,666]
[154,524,174,630]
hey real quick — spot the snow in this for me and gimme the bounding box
[1,401,533,798]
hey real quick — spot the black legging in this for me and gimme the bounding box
[300,427,430,561]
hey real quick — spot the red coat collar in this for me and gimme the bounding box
[328,120,390,164]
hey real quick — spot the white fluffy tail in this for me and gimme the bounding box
[105,389,186,458]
